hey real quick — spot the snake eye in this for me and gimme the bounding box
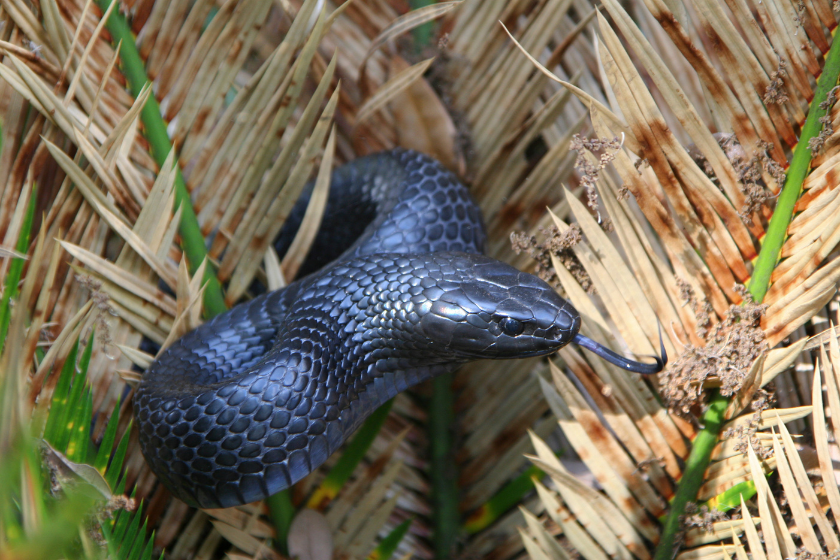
[500,317,525,336]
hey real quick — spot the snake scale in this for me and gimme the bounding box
[135,149,665,509]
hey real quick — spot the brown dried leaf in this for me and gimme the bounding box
[357,57,435,126]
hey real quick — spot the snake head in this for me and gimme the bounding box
[416,254,580,358]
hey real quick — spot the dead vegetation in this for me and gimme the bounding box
[1,1,840,560]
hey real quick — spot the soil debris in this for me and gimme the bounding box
[570,134,621,228]
[660,286,768,415]
[510,224,592,294]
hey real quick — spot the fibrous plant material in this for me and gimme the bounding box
[763,58,790,105]
[809,85,840,154]
[569,133,622,221]
[497,0,840,558]
[510,224,590,293]
[661,289,768,415]
[1,0,603,558]
[8,0,840,560]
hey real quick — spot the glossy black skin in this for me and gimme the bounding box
[135,150,580,508]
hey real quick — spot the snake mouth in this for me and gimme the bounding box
[511,346,567,359]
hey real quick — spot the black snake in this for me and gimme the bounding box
[135,149,665,509]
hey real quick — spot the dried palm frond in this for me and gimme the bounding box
[4,0,840,559]
[510,0,840,559]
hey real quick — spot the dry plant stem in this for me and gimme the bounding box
[653,27,840,560]
[94,0,227,318]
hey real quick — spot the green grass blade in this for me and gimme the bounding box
[106,420,133,489]
[705,480,758,512]
[462,465,544,534]
[65,331,96,462]
[126,519,149,560]
[119,500,143,556]
[367,518,412,560]
[111,506,130,543]
[140,531,156,560]
[95,398,122,473]
[81,388,94,462]
[0,184,37,350]
[56,345,89,454]
[65,387,92,462]
[42,339,80,444]
[114,472,127,495]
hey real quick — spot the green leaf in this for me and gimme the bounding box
[56,354,88,454]
[705,480,760,512]
[95,398,122,474]
[106,420,132,489]
[0,184,37,350]
[126,519,149,560]
[463,465,545,533]
[119,500,143,556]
[42,339,80,445]
[140,530,156,560]
[66,387,92,462]
[368,518,412,560]
[113,472,127,495]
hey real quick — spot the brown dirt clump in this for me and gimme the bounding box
[510,224,592,294]
[688,134,783,225]
[570,134,622,229]
[681,503,730,533]
[659,286,768,415]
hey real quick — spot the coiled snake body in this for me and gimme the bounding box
[135,150,663,509]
